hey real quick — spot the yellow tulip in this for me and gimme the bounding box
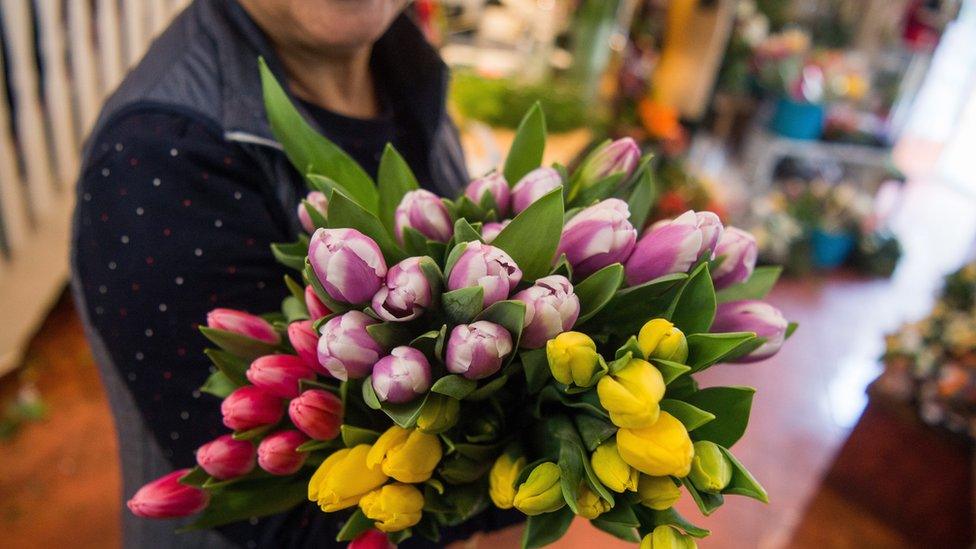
[591,439,639,493]
[617,412,694,477]
[417,394,460,434]
[638,319,688,364]
[546,331,601,387]
[513,462,565,516]
[367,425,442,483]
[640,525,697,549]
[688,441,732,493]
[489,453,527,509]
[359,483,425,532]
[597,359,666,428]
[636,475,681,510]
[576,484,612,519]
[308,445,388,511]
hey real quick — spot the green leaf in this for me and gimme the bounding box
[786,322,798,338]
[716,266,782,303]
[200,371,237,398]
[521,348,551,394]
[466,374,510,401]
[659,399,715,431]
[361,377,382,410]
[301,200,328,231]
[281,295,308,323]
[326,191,405,265]
[615,336,644,360]
[431,375,478,399]
[581,273,687,335]
[232,424,273,441]
[376,144,420,236]
[575,263,625,323]
[535,385,608,420]
[454,218,484,244]
[476,299,527,350]
[438,452,492,484]
[626,156,657,232]
[635,506,710,538]
[492,188,565,280]
[442,286,485,324]
[259,58,378,212]
[341,425,381,447]
[682,477,724,516]
[199,327,279,361]
[591,519,641,542]
[379,392,430,428]
[650,359,692,385]
[271,238,310,272]
[400,225,430,256]
[686,332,758,372]
[295,439,341,453]
[570,172,625,208]
[719,446,769,503]
[365,321,416,351]
[181,476,307,531]
[204,349,250,386]
[521,506,574,549]
[669,263,716,335]
[574,414,617,451]
[685,386,755,447]
[178,466,210,487]
[504,103,547,185]
[388,528,413,545]
[579,445,615,505]
[336,509,374,541]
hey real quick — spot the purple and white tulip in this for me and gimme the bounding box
[445,321,514,380]
[371,257,432,322]
[557,198,637,278]
[394,189,453,244]
[304,285,331,320]
[220,386,283,431]
[576,137,640,186]
[481,220,510,243]
[514,275,580,349]
[287,320,320,372]
[298,191,329,234]
[711,300,788,362]
[317,311,384,381]
[196,435,256,480]
[711,227,758,290]
[695,211,725,258]
[206,308,280,345]
[127,469,210,519]
[257,430,309,475]
[246,354,316,399]
[309,228,387,305]
[624,211,705,286]
[511,167,562,214]
[447,242,523,307]
[465,172,511,216]
[371,346,432,404]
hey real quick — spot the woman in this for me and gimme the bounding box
[71,0,514,546]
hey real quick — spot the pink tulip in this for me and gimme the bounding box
[126,469,210,519]
[624,211,705,286]
[481,220,510,243]
[511,167,562,214]
[288,389,343,441]
[447,241,523,307]
[711,227,758,290]
[220,386,283,431]
[196,435,256,480]
[557,198,637,278]
[513,275,580,349]
[465,171,511,216]
[371,346,432,404]
[246,354,315,399]
[696,211,725,258]
[298,191,329,234]
[394,189,453,244]
[711,300,788,362]
[371,257,432,322]
[349,529,393,549]
[445,321,513,380]
[308,228,387,305]
[576,137,640,186]
[206,308,280,345]
[304,285,331,320]
[257,430,309,475]
[287,320,320,372]
[317,311,384,381]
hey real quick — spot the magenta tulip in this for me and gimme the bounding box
[308,228,387,305]
[196,435,256,480]
[350,530,393,549]
[465,171,511,216]
[317,311,384,381]
[287,320,320,372]
[576,137,640,186]
[220,386,283,431]
[371,257,432,322]
[557,198,637,278]
[206,308,280,345]
[371,346,432,404]
[711,300,788,362]
[288,389,343,441]
[257,430,309,475]
[711,227,758,289]
[394,189,453,244]
[511,167,562,214]
[246,354,315,399]
[513,275,580,349]
[624,211,705,286]
[126,469,210,519]
[445,321,513,380]
[447,242,523,307]
[481,220,510,243]
[304,285,331,320]
[695,211,725,258]
[298,191,329,234]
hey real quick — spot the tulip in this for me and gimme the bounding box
[447,242,523,307]
[640,525,698,549]
[206,308,280,345]
[394,189,453,244]
[287,320,320,372]
[576,484,612,519]
[597,358,666,428]
[298,190,329,234]
[304,285,331,320]
[638,319,689,364]
[636,475,681,510]
[695,211,724,257]
[546,331,601,387]
[514,275,580,349]
[480,220,510,243]
[126,469,210,519]
[711,300,788,362]
[367,425,442,483]
[576,137,640,187]
[371,257,432,322]
[624,211,705,286]
[246,354,315,399]
[309,228,387,304]
[195,435,256,480]
[711,226,758,290]
[617,412,695,477]
[513,462,565,515]
[288,389,343,441]
[257,430,309,475]
[465,171,511,215]
[317,311,384,381]
[489,453,527,509]
[221,385,283,431]
[371,347,432,404]
[688,441,732,493]
[309,444,388,511]
[591,439,639,493]
[511,167,562,214]
[349,530,393,549]
[445,321,514,380]
[416,393,460,434]
[557,199,638,279]
[359,483,425,532]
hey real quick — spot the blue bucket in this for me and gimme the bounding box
[811,229,855,269]
[769,97,824,140]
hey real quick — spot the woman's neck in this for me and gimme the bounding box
[275,45,379,119]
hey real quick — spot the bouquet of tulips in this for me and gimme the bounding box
[125,61,795,548]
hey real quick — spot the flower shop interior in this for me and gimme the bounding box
[1,0,976,547]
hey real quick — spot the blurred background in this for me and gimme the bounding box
[1,0,976,547]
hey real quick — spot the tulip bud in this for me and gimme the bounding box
[513,462,565,515]
[640,525,697,549]
[511,167,562,214]
[688,441,732,493]
[695,211,724,257]
[638,319,689,364]
[445,321,514,380]
[317,311,384,380]
[206,308,280,345]
[127,469,210,519]
[394,189,453,244]
[349,530,393,549]
[546,331,601,387]
[287,320,320,371]
[711,226,758,289]
[371,347,432,404]
[298,190,329,234]
[417,393,460,434]
[489,453,527,509]
[371,257,432,322]
[636,475,681,510]
[309,444,388,511]
[557,199,638,278]
[288,389,343,441]
[246,354,315,399]
[359,483,425,532]
[309,228,387,304]
[597,358,666,428]
[617,412,695,477]
[711,300,788,362]
[624,211,705,286]
[304,285,331,320]
[576,484,612,519]
[196,435,256,480]
[481,220,510,243]
[514,275,581,349]
[257,430,309,475]
[576,137,640,187]
[367,425,442,483]
[465,171,511,216]
[220,386,283,431]
[447,242,523,307]
[591,439,639,492]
